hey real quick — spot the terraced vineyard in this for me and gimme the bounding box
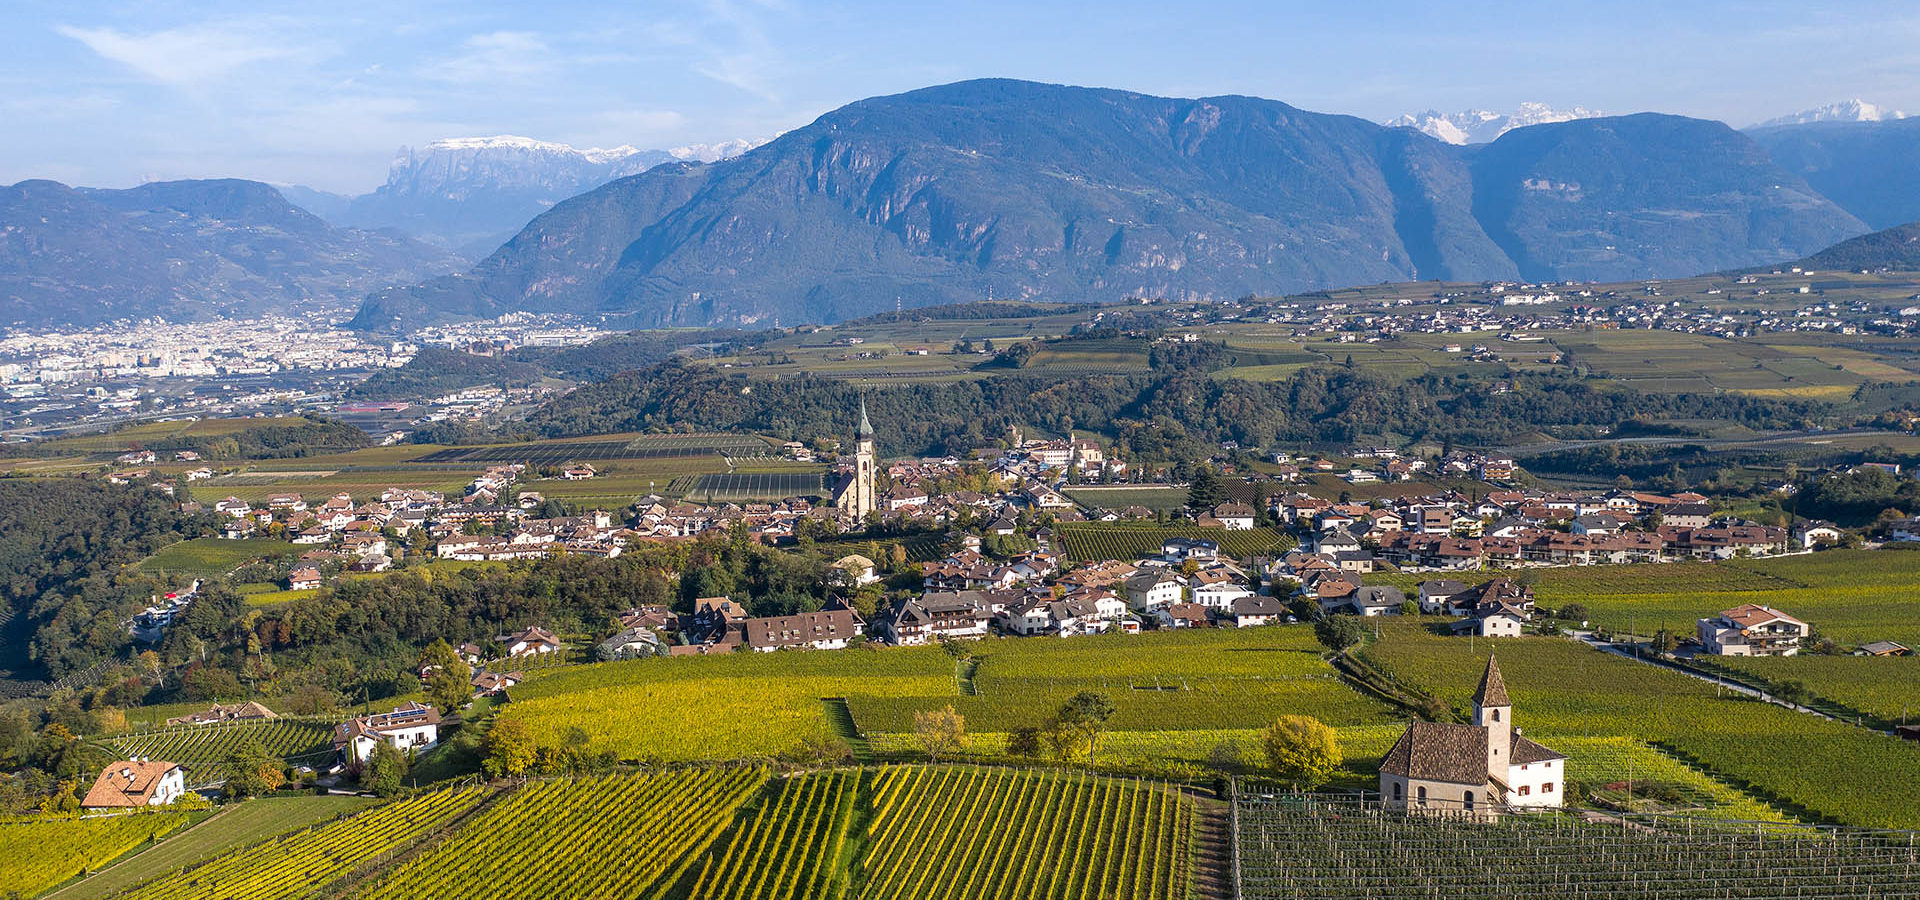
[0,811,190,899]
[106,718,337,785]
[120,785,487,900]
[857,766,1190,900]
[1056,523,1293,562]
[362,769,764,900]
[690,770,859,900]
[1237,794,1920,899]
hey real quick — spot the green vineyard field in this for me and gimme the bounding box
[120,786,487,900]
[0,811,190,899]
[690,770,859,900]
[105,718,338,785]
[1055,523,1293,562]
[857,766,1190,900]
[362,769,764,900]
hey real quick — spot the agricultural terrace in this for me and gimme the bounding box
[363,769,764,900]
[0,811,189,899]
[850,626,1392,735]
[44,795,378,900]
[1707,654,1920,725]
[104,718,337,786]
[133,538,302,578]
[1358,622,1920,829]
[857,766,1189,900]
[120,786,487,900]
[1237,795,1920,900]
[1055,523,1293,562]
[690,770,859,900]
[1365,551,1920,647]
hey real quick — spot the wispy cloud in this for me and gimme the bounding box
[55,20,304,86]
[430,31,554,84]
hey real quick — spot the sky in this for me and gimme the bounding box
[3,0,1919,193]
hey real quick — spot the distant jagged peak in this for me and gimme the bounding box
[412,135,646,164]
[1386,104,1604,145]
[1752,100,1909,129]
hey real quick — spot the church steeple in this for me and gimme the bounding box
[857,398,874,439]
[1473,655,1511,709]
[1473,655,1512,783]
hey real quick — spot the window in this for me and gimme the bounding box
[1491,708,1501,722]
[1393,782,1403,801]
[1464,791,1476,811]
[1416,786,1427,805]
[1517,785,1530,796]
[1543,782,1555,793]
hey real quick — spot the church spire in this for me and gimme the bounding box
[857,398,873,438]
[1473,655,1510,708]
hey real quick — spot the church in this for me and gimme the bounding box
[1378,656,1566,820]
[831,399,877,521]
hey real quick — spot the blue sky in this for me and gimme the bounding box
[3,0,1918,192]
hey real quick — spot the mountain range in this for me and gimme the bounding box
[283,136,758,258]
[0,178,463,328]
[1386,103,1605,145]
[1751,99,1907,129]
[348,79,1867,332]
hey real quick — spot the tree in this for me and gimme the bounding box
[1773,680,1813,708]
[912,705,968,761]
[1052,691,1117,761]
[483,715,539,779]
[1649,629,1678,657]
[1314,614,1367,653]
[221,742,285,799]
[1186,466,1228,512]
[418,639,473,716]
[1005,726,1044,758]
[1260,715,1342,789]
[366,741,408,798]
[1558,603,1590,623]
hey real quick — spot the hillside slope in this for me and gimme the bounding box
[1,178,461,327]
[352,79,1866,331]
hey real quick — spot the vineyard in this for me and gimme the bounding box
[857,766,1190,900]
[120,785,488,900]
[689,770,859,900]
[0,810,189,898]
[1357,622,1920,829]
[1055,524,1294,562]
[1707,653,1920,723]
[362,769,764,900]
[1236,794,1920,899]
[849,626,1392,735]
[105,718,338,785]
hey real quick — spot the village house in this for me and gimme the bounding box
[333,702,442,763]
[500,626,564,658]
[1379,657,1565,820]
[166,700,278,727]
[82,759,187,810]
[1697,604,1809,656]
[884,592,993,644]
[287,567,322,591]
[742,607,865,651]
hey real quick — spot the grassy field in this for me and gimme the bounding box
[134,538,303,577]
[45,795,377,900]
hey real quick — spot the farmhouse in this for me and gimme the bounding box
[884,592,992,645]
[333,702,442,763]
[166,701,277,727]
[82,759,187,809]
[1697,604,1809,656]
[1379,657,1564,820]
[288,567,322,591]
[500,626,564,658]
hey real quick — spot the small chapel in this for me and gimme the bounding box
[1378,655,1566,820]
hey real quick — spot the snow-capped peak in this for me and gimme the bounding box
[419,135,646,164]
[1386,104,1604,145]
[1752,100,1909,129]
